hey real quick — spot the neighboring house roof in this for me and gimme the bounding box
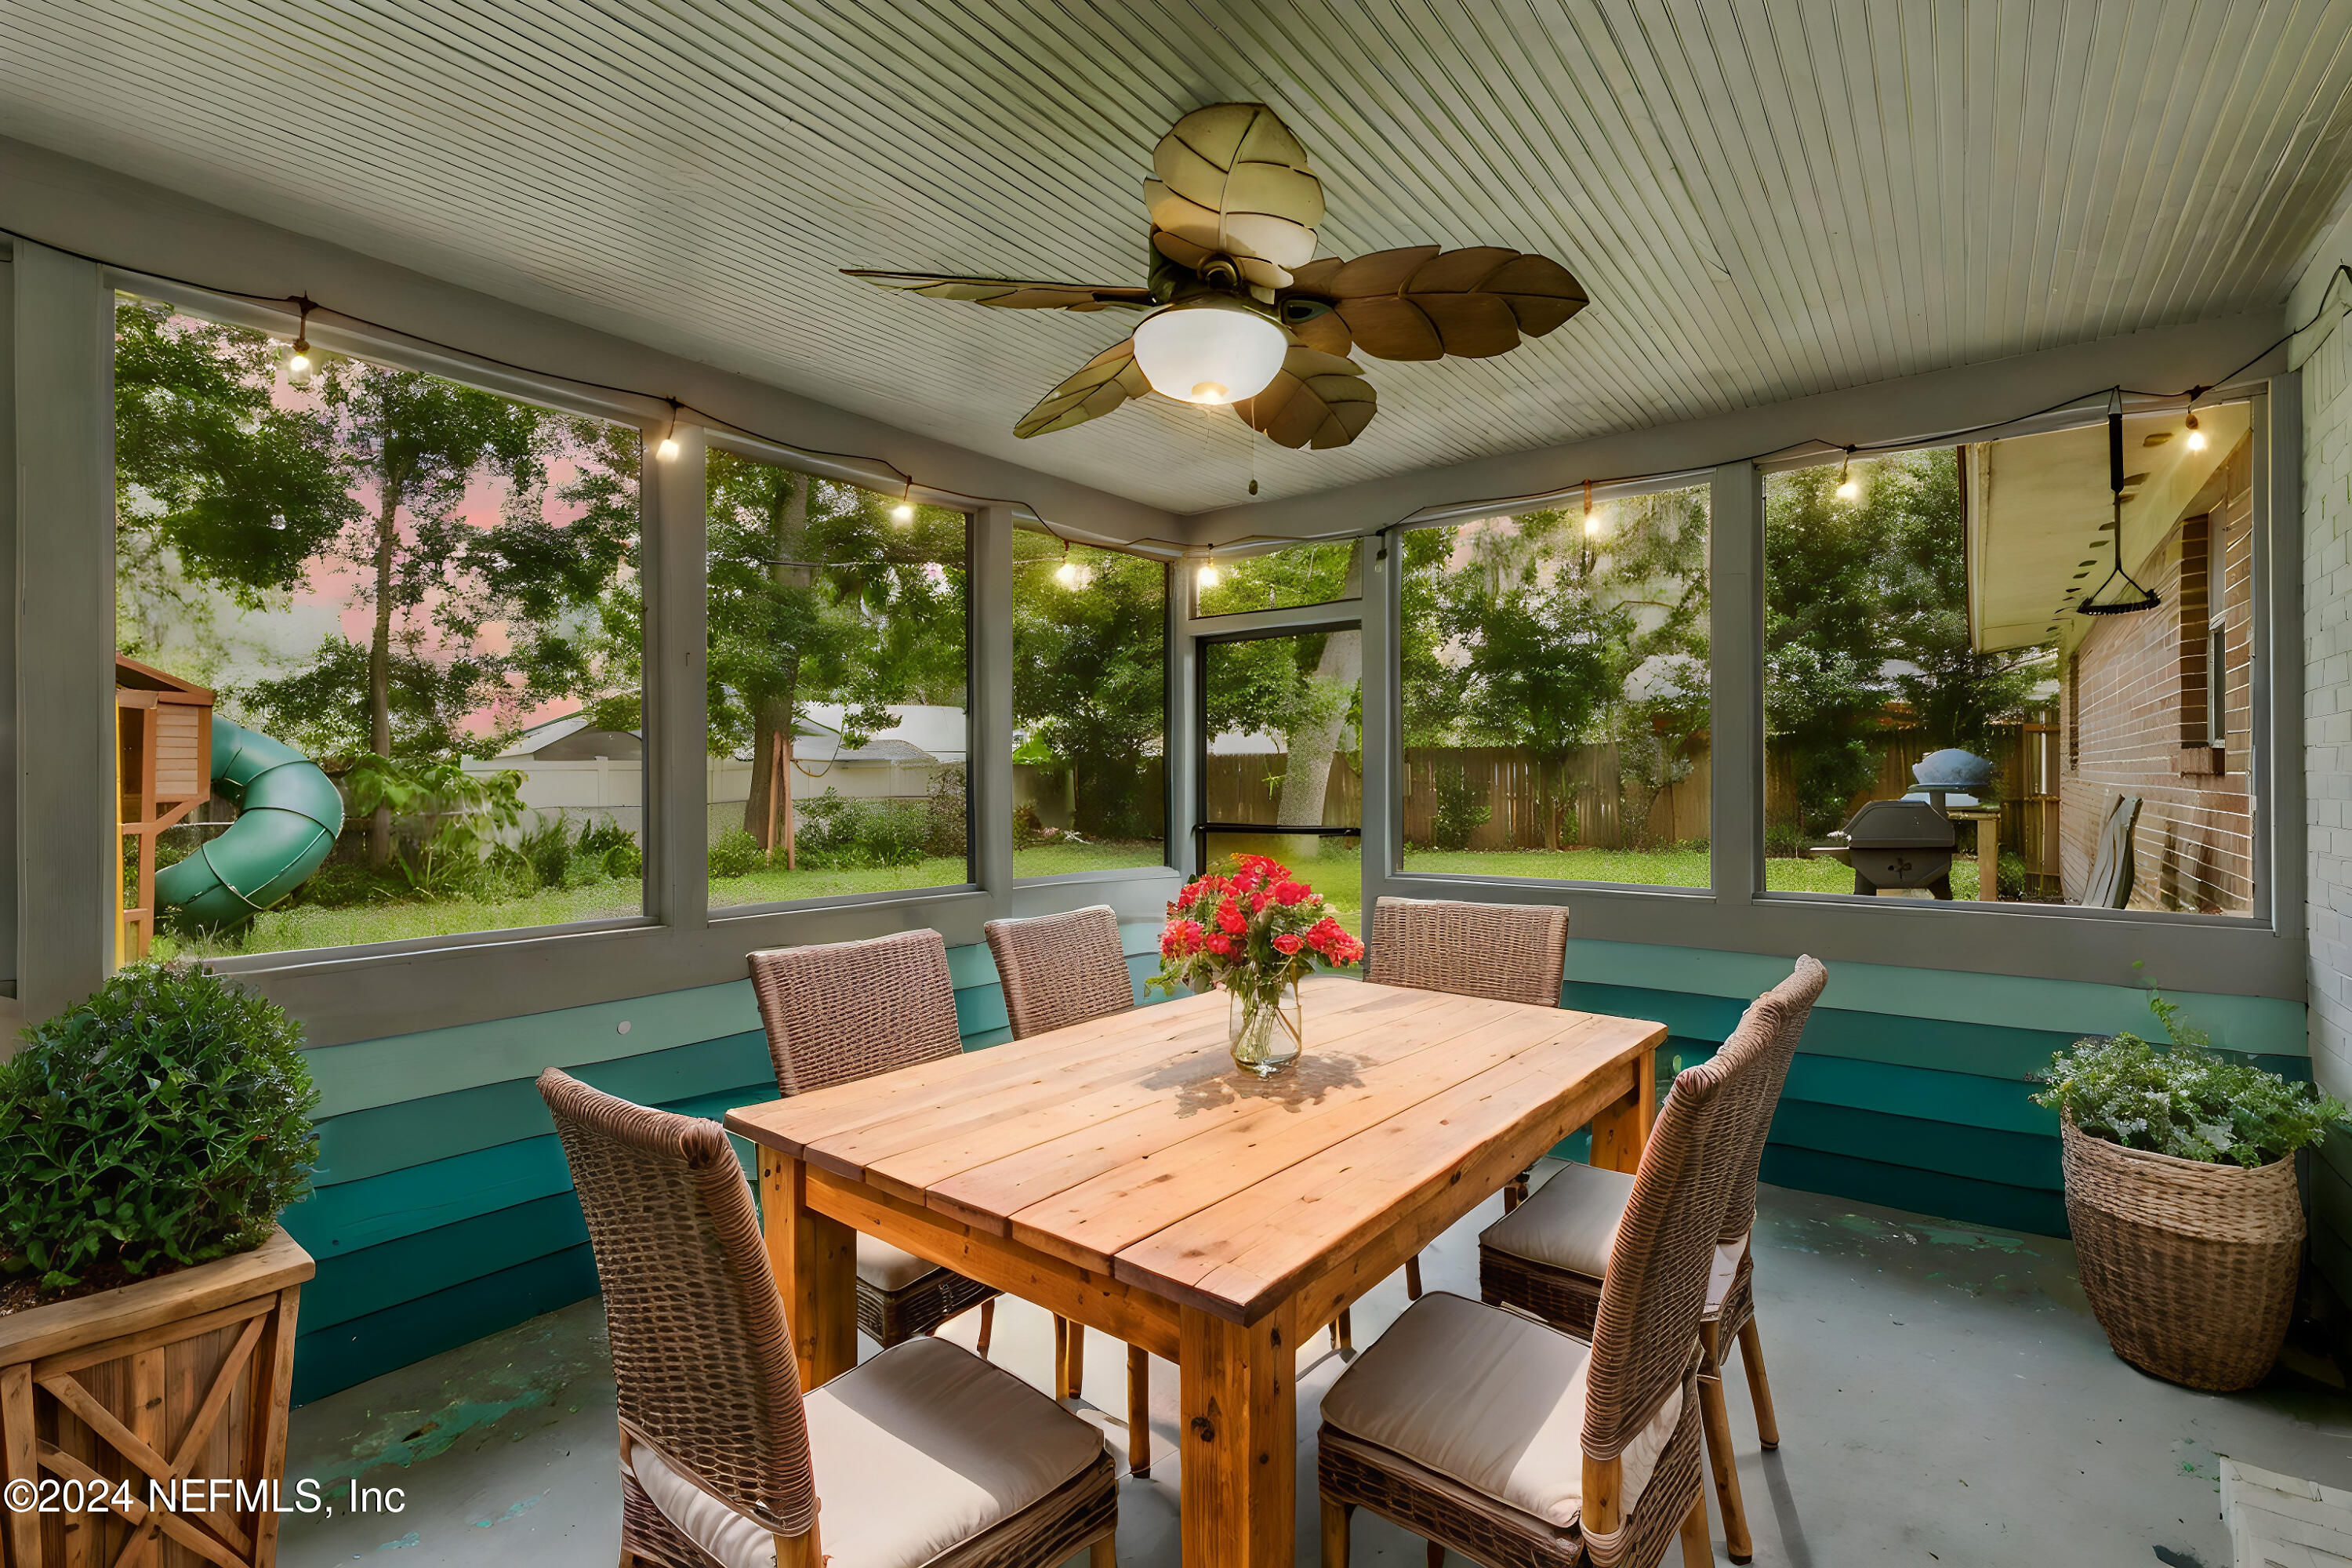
[481,711,644,761]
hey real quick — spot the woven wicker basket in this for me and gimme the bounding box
[2060,1113,2303,1392]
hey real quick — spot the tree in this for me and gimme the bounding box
[1410,494,1708,851]
[702,453,966,855]
[230,361,635,866]
[112,303,358,679]
[1011,538,1165,839]
[1764,451,2042,836]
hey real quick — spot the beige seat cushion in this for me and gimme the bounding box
[1481,1160,1632,1278]
[857,1234,945,1292]
[1483,1164,1747,1314]
[1320,1292,1681,1530]
[628,1336,1104,1568]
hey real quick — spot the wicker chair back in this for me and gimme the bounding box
[539,1068,815,1537]
[1364,896,1569,1007]
[984,905,1134,1039]
[747,928,963,1095]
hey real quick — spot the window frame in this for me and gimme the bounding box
[699,437,982,919]
[28,262,1181,1046]
[1384,472,1716,897]
[1007,527,1177,884]
[1362,383,2305,1000]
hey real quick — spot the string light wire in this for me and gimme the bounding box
[13,223,2343,568]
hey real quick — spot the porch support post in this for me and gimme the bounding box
[1168,563,1201,877]
[972,504,1014,892]
[1360,529,1400,894]
[645,421,706,931]
[13,239,112,1024]
[1710,461,1763,902]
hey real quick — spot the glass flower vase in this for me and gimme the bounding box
[1228,981,1304,1078]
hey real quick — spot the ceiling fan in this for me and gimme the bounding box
[846,103,1588,452]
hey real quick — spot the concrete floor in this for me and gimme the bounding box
[278,1167,2352,1567]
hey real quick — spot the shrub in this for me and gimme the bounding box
[575,819,644,881]
[1013,801,1048,848]
[1432,763,1491,851]
[797,790,930,869]
[925,765,969,859]
[2033,993,2345,1167]
[709,827,766,880]
[1763,822,1812,859]
[522,815,643,888]
[0,962,319,1293]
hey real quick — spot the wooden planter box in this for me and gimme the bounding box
[0,1229,312,1568]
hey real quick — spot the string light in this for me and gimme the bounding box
[1054,542,1080,586]
[1835,448,1858,501]
[1581,478,1602,538]
[1197,555,1221,589]
[889,498,916,524]
[2185,410,2205,452]
[284,296,316,389]
[655,399,681,461]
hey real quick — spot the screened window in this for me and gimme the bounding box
[703,451,971,909]
[1397,483,1711,888]
[1201,630,1363,930]
[1195,539,1362,616]
[1763,406,2257,916]
[114,297,644,962]
[1012,532,1167,876]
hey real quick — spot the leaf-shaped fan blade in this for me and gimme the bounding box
[1280,246,1587,361]
[1144,103,1324,293]
[847,270,1153,313]
[1234,343,1377,450]
[1014,338,1152,438]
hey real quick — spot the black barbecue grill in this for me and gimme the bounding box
[1816,797,1958,898]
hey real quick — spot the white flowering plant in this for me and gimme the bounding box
[2033,993,2343,1167]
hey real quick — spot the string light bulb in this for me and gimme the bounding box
[285,297,316,390]
[890,501,916,524]
[1581,479,1603,539]
[655,400,680,462]
[2185,410,2205,452]
[1198,555,1221,589]
[1054,542,1080,586]
[1835,449,1858,501]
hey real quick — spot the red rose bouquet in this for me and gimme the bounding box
[1149,853,1364,1076]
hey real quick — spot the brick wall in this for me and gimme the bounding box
[2057,437,2256,913]
[2301,243,2352,1338]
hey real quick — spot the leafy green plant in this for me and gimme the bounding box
[2033,993,2344,1167]
[0,962,318,1293]
[1763,822,1812,860]
[708,827,766,880]
[1431,761,1491,851]
[342,753,527,895]
[796,790,931,869]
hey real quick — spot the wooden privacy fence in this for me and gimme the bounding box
[1207,719,2060,877]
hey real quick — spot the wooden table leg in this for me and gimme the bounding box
[1588,1040,1657,1174]
[758,1146,855,1391]
[1179,1302,1296,1568]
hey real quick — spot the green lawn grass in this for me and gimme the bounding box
[159,843,1993,964]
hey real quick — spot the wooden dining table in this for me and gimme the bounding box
[725,975,1664,1568]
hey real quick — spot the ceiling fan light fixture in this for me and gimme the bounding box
[1131,298,1287,406]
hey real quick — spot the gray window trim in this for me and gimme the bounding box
[1360,391,2307,1001]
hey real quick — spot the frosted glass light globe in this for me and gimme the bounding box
[1131,299,1287,405]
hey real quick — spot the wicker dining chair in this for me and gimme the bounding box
[983,905,1156,1476]
[748,930,1001,1355]
[539,1069,1118,1568]
[1317,1006,1771,1568]
[1478,956,1828,1565]
[1333,896,1570,1348]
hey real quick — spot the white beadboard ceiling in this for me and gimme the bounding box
[5,0,2352,515]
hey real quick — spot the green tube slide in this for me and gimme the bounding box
[155,717,344,928]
